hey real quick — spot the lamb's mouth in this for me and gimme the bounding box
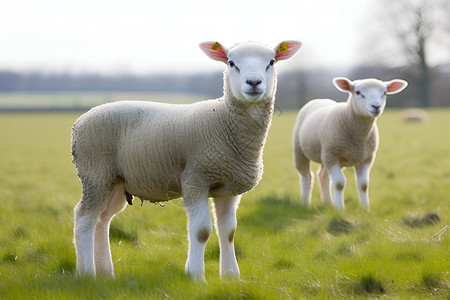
[243,91,264,102]
[369,110,381,117]
[246,91,263,96]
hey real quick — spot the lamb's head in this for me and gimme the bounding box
[333,77,408,118]
[200,41,301,103]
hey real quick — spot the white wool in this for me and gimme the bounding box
[72,40,301,280]
[293,77,407,210]
[72,95,273,203]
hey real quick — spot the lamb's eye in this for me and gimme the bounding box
[356,90,365,98]
[266,59,275,71]
[228,60,240,73]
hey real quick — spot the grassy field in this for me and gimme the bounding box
[0,108,449,299]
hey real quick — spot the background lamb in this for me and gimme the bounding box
[292,77,407,210]
[71,40,301,280]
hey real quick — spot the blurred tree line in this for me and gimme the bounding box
[0,62,449,109]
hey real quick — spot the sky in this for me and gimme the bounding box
[1,0,376,75]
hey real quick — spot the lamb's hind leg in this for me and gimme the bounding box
[295,152,314,206]
[74,180,112,276]
[212,195,241,279]
[94,181,127,276]
[317,165,332,204]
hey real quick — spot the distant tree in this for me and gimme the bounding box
[365,0,450,107]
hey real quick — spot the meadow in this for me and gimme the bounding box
[0,105,449,299]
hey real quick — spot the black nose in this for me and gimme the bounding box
[246,79,262,89]
[372,105,381,110]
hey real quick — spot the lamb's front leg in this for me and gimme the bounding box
[212,195,241,279]
[355,163,371,210]
[182,185,212,281]
[328,164,347,210]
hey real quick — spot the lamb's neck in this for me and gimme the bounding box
[344,99,377,142]
[222,95,274,159]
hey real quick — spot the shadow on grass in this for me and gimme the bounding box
[326,218,356,236]
[199,289,260,300]
[1,252,18,263]
[273,258,295,270]
[110,222,139,244]
[196,281,270,300]
[403,212,441,228]
[420,271,450,295]
[238,194,320,234]
[354,274,386,295]
[57,257,76,275]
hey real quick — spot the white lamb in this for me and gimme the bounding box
[71,40,301,280]
[292,77,407,210]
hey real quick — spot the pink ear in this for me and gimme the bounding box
[333,77,353,92]
[386,79,408,94]
[274,41,302,61]
[199,41,228,63]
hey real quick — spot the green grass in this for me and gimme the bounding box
[0,109,449,299]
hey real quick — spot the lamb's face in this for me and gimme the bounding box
[353,79,388,118]
[199,40,302,103]
[226,43,276,103]
[333,77,408,118]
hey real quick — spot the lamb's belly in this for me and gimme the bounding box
[124,172,258,201]
[208,167,262,198]
[338,152,368,167]
[122,167,182,202]
[301,140,322,162]
[209,182,247,198]
[124,178,181,202]
[120,149,262,201]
